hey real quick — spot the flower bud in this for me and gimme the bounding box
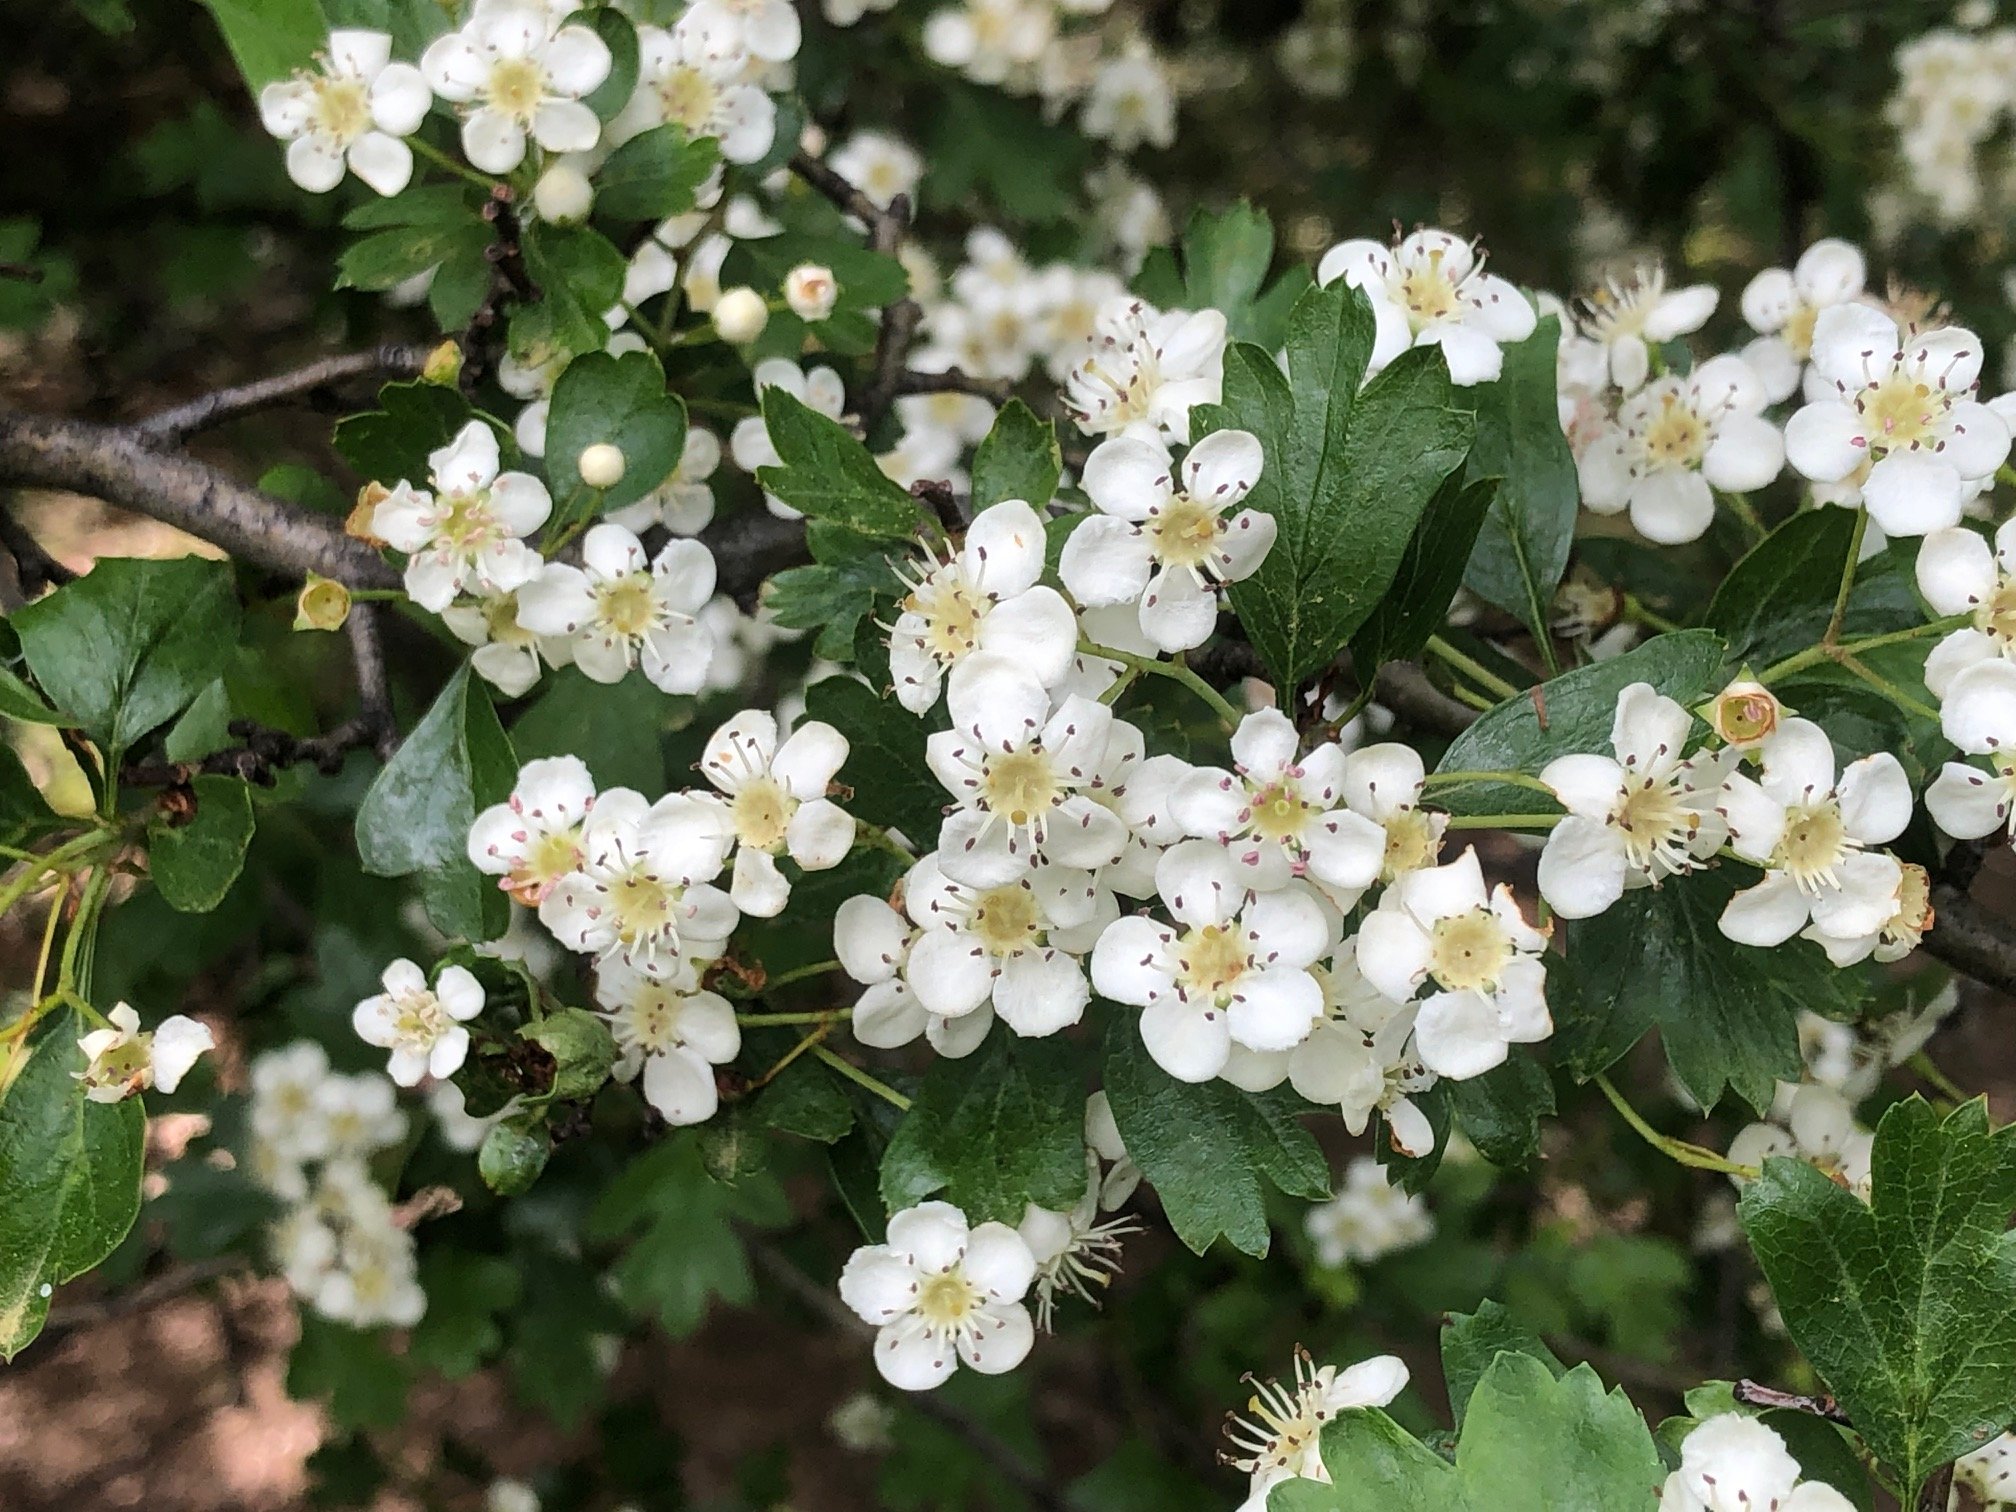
[346,482,390,545]
[479,1119,550,1196]
[784,262,839,321]
[1704,676,1783,749]
[533,162,594,224]
[712,285,770,344]
[421,339,463,387]
[294,573,352,633]
[578,441,627,490]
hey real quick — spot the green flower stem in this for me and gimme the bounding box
[1444,813,1560,831]
[1424,635,1522,702]
[1424,769,1556,794]
[854,822,917,862]
[1594,1072,1758,1178]
[1908,1050,1969,1105]
[57,867,112,1001]
[737,1008,852,1026]
[1822,506,1869,647]
[761,959,844,992]
[1077,641,1242,729]
[1839,653,1941,724]
[811,1044,912,1111]
[0,830,116,921]
[1719,490,1768,542]
[409,135,498,191]
[1622,593,1681,634]
[1756,613,1969,685]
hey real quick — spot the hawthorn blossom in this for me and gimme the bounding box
[1576,357,1784,544]
[1340,743,1447,883]
[1303,1157,1435,1267]
[1716,718,1912,949]
[1355,848,1552,1080]
[1783,303,2011,537]
[887,500,1078,714]
[897,852,1096,1037]
[75,1004,213,1103]
[838,1201,1037,1391]
[1081,48,1177,153]
[835,892,996,1059]
[1169,709,1385,899]
[259,30,430,196]
[614,15,779,165]
[1017,1172,1139,1331]
[1316,227,1536,385]
[441,588,572,698]
[515,524,718,693]
[922,0,1054,85]
[681,0,802,64]
[830,131,925,211]
[1927,657,2016,842]
[421,3,612,173]
[467,754,597,906]
[1083,1092,1142,1210]
[1739,238,1868,401]
[1915,520,2016,697]
[1287,956,1439,1156]
[1062,296,1227,443]
[1727,1082,1874,1194]
[1061,428,1277,653]
[696,710,855,917]
[1570,263,1720,393]
[352,960,485,1087]
[596,961,740,1126]
[373,421,551,613]
[1223,1350,1410,1512]
[1660,1414,1857,1512]
[606,426,721,538]
[1091,840,1332,1082]
[1536,682,1735,918]
[538,788,737,980]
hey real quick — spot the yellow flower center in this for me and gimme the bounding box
[1858,372,1939,454]
[916,1270,982,1327]
[969,884,1042,956]
[436,490,496,551]
[1248,781,1315,845]
[509,829,584,904]
[1641,395,1706,467]
[1427,907,1511,992]
[909,573,988,663]
[1782,304,1819,360]
[656,66,719,131]
[1176,923,1250,1002]
[1148,496,1224,570]
[730,776,796,852]
[1892,862,1934,937]
[83,1037,152,1094]
[1398,248,1462,326]
[311,76,373,142]
[596,575,661,638]
[608,867,682,947]
[1980,578,2016,643]
[486,56,548,121]
[1381,809,1441,881]
[979,750,1061,827]
[1613,776,1693,870]
[1772,799,1850,888]
[392,990,449,1045]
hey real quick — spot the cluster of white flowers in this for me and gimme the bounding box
[1661,1413,1856,1511]
[1886,25,2016,227]
[1302,1156,1434,1267]
[1727,1080,1875,1196]
[247,1042,425,1328]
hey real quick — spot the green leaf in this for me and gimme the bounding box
[288,1315,413,1431]
[1349,472,1499,673]
[878,1034,1086,1224]
[0,660,69,725]
[407,1252,522,1378]
[1102,1016,1329,1257]
[0,1010,146,1359]
[12,555,239,756]
[1432,629,1728,817]
[1276,1354,1664,1512]
[147,774,256,912]
[1462,318,1578,646]
[756,1050,856,1144]
[545,348,688,515]
[0,744,54,846]
[764,550,903,663]
[1739,1098,2016,1500]
[518,223,627,359]
[333,379,478,485]
[508,665,672,793]
[595,123,722,221]
[580,6,638,120]
[970,399,1063,511]
[733,233,912,312]
[1447,1052,1554,1170]
[1142,202,1312,350]
[1206,282,1474,689]
[1440,1302,1565,1431]
[197,0,325,89]
[803,675,944,841]
[755,388,920,538]
[1707,511,1923,665]
[337,221,492,295]
[1555,861,1861,1112]
[355,666,516,940]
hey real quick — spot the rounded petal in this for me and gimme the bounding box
[963,500,1050,597]
[839,1246,921,1324]
[1926,760,2013,840]
[906,929,996,1018]
[461,106,528,173]
[1784,402,1869,484]
[642,1044,720,1125]
[1138,998,1230,1082]
[1412,989,1509,1079]
[1835,752,1911,845]
[1227,967,1324,1052]
[1702,414,1785,493]
[787,798,856,871]
[976,586,1080,689]
[1180,429,1263,504]
[875,1315,958,1391]
[961,1223,1036,1301]
[1917,526,1997,614]
[543,24,614,95]
[1137,565,1218,653]
[1629,468,1715,546]
[1080,436,1172,522]
[1059,516,1154,607]
[1090,916,1176,1006]
[1943,658,2016,755]
[1863,452,1964,538]
[345,132,413,196]
[1719,871,1811,947]
[954,1301,1034,1375]
[1536,815,1629,919]
[992,950,1088,1037]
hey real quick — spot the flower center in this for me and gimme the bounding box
[968,884,1042,956]
[596,575,661,638]
[979,750,1062,827]
[83,1037,152,1095]
[1148,496,1224,571]
[311,76,373,142]
[607,866,683,948]
[916,1269,982,1328]
[511,829,584,904]
[1890,862,1934,939]
[730,776,796,851]
[1427,907,1512,992]
[1248,780,1315,845]
[1612,776,1694,872]
[1176,922,1250,1002]
[1398,248,1462,326]
[656,66,718,130]
[615,990,684,1054]
[486,56,548,121]
[1772,798,1851,889]
[1857,371,1941,454]
[1782,303,1819,359]
[1979,578,2016,643]
[391,990,449,1047]
[1381,809,1441,881]
[1640,395,1706,468]
[909,570,988,663]
[436,490,496,551]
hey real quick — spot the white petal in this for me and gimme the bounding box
[1863,452,1964,538]
[1536,815,1629,919]
[1784,402,1869,484]
[1718,871,1811,947]
[1916,526,1997,615]
[1138,999,1231,1082]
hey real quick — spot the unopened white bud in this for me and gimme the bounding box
[784,263,839,321]
[713,286,770,344]
[533,163,594,224]
[579,442,627,490]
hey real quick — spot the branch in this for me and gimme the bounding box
[701,508,808,610]
[122,715,387,787]
[40,1256,243,1343]
[787,148,886,226]
[1731,1379,1852,1425]
[895,367,1015,404]
[135,343,429,442]
[1925,881,2016,999]
[0,408,397,589]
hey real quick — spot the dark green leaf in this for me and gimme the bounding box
[1708,513,1923,666]
[407,1251,522,1378]
[0,744,54,846]
[803,675,944,841]
[518,223,627,359]
[332,379,478,484]
[764,534,904,662]
[288,1315,413,1431]
[545,348,688,514]
[757,1049,857,1144]
[755,388,920,538]
[336,221,492,294]
[1440,1302,1565,1431]
[197,0,324,89]
[147,774,255,913]
[580,7,639,121]
[971,399,1062,512]
[595,124,721,221]
[508,664,673,793]
[1350,472,1499,673]
[0,662,69,726]
[1447,1051,1554,1170]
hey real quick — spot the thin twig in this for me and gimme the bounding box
[1732,1379,1853,1425]
[121,716,387,787]
[894,367,1015,404]
[787,149,886,226]
[136,344,429,442]
[40,1256,243,1342]
[0,261,45,284]
[345,602,398,759]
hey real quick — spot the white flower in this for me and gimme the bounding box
[1355,847,1552,1080]
[1316,227,1537,386]
[1727,1082,1874,1195]
[614,14,778,165]
[1803,857,1932,967]
[1062,428,1276,653]
[1659,1413,1856,1512]
[1169,709,1385,900]
[1915,520,2016,697]
[1062,297,1227,443]
[682,0,801,62]
[923,0,1053,85]
[421,4,612,173]
[784,263,839,321]
[468,754,597,905]
[259,30,431,196]
[317,1072,409,1159]
[75,1004,213,1103]
[829,131,924,211]
[372,421,551,613]
[250,1041,335,1166]
[441,587,574,698]
[515,523,718,693]
[1783,304,2010,538]
[539,787,736,980]
[1576,357,1783,544]
[835,892,995,1059]
[1092,840,1332,1082]
[1716,718,1913,948]
[608,425,721,537]
[1304,1157,1434,1267]
[1340,743,1447,883]
[838,1200,1038,1391]
[887,500,1079,714]
[1081,49,1176,153]
[697,710,855,917]
[596,961,740,1126]
[896,852,1096,1037]
[1222,1350,1409,1512]
[1536,682,1735,918]
[351,959,485,1086]
[1739,239,1867,401]
[927,653,1128,887]
[1287,956,1439,1156]
[1017,1174,1139,1331]
[1083,1091,1141,1210]
[1570,263,1720,393]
